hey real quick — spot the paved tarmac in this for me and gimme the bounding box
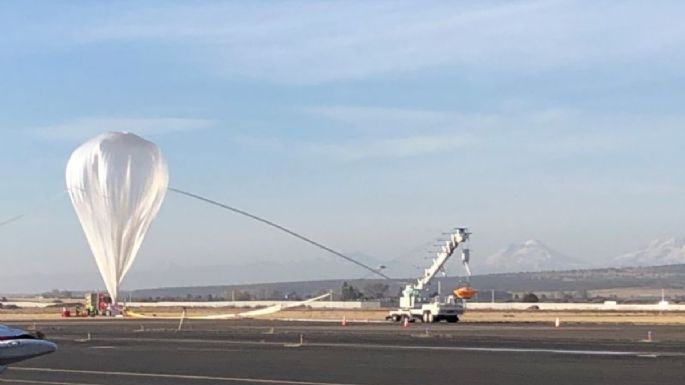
[1,319,684,384]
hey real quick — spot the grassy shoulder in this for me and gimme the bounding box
[3,306,685,324]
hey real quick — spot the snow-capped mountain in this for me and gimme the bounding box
[482,240,582,273]
[613,238,685,267]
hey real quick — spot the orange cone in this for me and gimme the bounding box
[402,317,409,328]
[341,316,347,326]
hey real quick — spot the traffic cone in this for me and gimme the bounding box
[341,315,347,326]
[402,317,409,328]
[555,317,560,328]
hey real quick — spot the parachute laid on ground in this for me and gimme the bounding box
[66,132,168,303]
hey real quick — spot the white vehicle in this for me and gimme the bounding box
[0,325,57,374]
[387,228,472,323]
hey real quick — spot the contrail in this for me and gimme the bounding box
[169,188,392,280]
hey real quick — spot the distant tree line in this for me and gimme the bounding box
[41,289,75,299]
[340,281,389,301]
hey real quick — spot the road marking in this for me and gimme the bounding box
[313,342,685,357]
[9,367,369,385]
[175,347,243,353]
[0,379,102,385]
[59,336,682,357]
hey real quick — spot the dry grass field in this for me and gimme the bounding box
[3,306,685,325]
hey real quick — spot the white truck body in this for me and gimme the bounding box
[387,228,471,323]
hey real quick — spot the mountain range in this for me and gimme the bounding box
[4,238,685,295]
[612,238,685,267]
[480,237,685,274]
[479,239,583,273]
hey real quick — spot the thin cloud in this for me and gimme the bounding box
[240,105,685,161]
[11,1,685,84]
[303,106,455,133]
[233,130,470,161]
[309,134,471,161]
[30,117,214,141]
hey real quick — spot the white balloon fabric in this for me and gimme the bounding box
[66,132,168,303]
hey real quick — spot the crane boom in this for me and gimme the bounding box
[400,228,470,309]
[414,228,469,290]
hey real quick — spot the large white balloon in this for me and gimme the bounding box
[66,132,168,303]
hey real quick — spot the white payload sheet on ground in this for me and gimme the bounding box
[199,292,332,320]
[124,292,332,319]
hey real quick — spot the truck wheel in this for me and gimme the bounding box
[447,316,459,323]
[391,314,401,322]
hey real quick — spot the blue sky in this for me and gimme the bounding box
[2,1,685,291]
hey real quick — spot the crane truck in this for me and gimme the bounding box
[386,227,472,323]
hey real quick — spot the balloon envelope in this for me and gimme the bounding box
[66,132,168,303]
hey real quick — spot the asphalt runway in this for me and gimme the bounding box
[2,319,684,385]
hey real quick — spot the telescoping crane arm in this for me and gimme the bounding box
[414,228,470,290]
[400,228,470,308]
